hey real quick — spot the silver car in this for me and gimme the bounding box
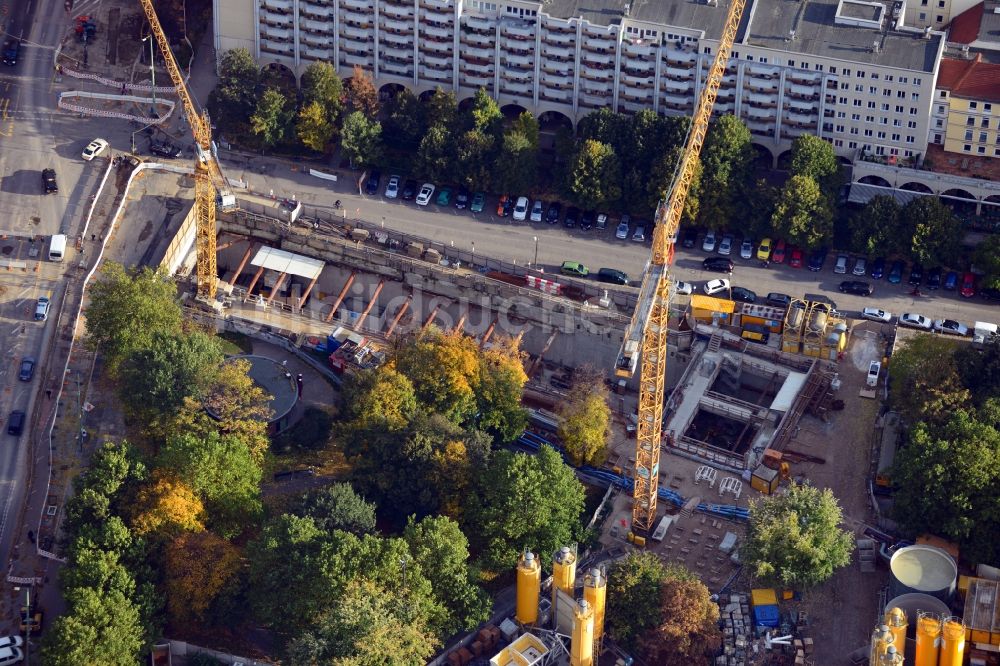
[718,234,733,256]
[853,257,867,276]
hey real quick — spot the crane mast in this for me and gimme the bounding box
[616,0,748,534]
[137,0,223,300]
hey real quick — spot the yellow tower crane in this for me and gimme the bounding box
[137,0,228,301]
[615,0,748,535]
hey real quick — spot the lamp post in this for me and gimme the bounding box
[143,34,156,116]
[532,236,538,268]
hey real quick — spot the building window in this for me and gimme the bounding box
[968,117,976,126]
[964,144,972,152]
[864,129,873,136]
[914,78,922,85]
[893,119,901,126]
[936,119,944,128]
[995,149,1000,156]
[837,111,846,118]
[897,91,906,98]
[978,146,986,154]
[934,133,942,143]
[970,101,978,109]
[905,135,915,143]
[980,132,988,142]
[908,121,917,128]
[892,133,900,141]
[868,101,876,108]
[850,127,859,135]
[834,139,843,147]
[830,66,837,74]
[936,15,943,22]
[844,69,852,77]
[910,107,918,115]
[886,74,893,82]
[704,47,712,54]
[904,150,913,157]
[852,113,861,120]
[815,63,823,71]
[877,131,886,138]
[747,54,754,61]
[840,96,848,104]
[883,88,893,96]
[858,71,865,78]
[787,59,795,67]
[882,103,890,111]
[880,117,889,125]
[937,104,946,113]
[965,130,974,140]
[939,91,947,98]
[900,76,908,83]
[919,11,926,19]
[872,73,879,80]
[854,99,862,107]
[985,103,992,112]
[836,124,845,132]
[849,141,858,148]
[983,118,991,128]
[869,86,877,94]
[911,93,919,101]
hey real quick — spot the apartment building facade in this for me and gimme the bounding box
[215,0,945,164]
[929,55,1000,157]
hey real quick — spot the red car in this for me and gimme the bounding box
[496,194,510,217]
[771,239,787,264]
[788,247,804,268]
[960,272,976,298]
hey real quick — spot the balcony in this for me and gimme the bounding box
[620,88,653,102]
[580,66,612,83]
[661,94,693,112]
[501,19,535,39]
[502,51,532,68]
[581,51,613,67]
[461,31,493,47]
[262,26,293,41]
[341,0,371,9]
[713,101,735,114]
[261,42,294,56]
[621,72,653,87]
[502,68,533,83]
[463,14,495,32]
[541,60,570,75]
[422,38,452,53]
[662,78,692,93]
[581,39,614,54]
[744,107,774,120]
[380,15,413,30]
[261,0,292,11]
[461,44,492,59]
[540,70,571,86]
[342,6,374,21]
[579,92,609,108]
[747,120,774,136]
[662,65,691,82]
[382,61,413,77]
[303,47,335,60]
[787,71,819,86]
[341,25,373,40]
[461,72,493,87]
[539,89,572,103]
[715,91,734,102]
[381,31,413,47]
[746,96,777,109]
[381,4,414,18]
[785,82,818,99]
[301,0,334,8]
[341,43,372,56]
[462,59,493,73]
[342,52,374,66]
[542,44,573,59]
[420,52,452,68]
[544,31,574,46]
[420,66,452,81]
[663,49,695,66]
[621,39,655,58]
[581,81,611,95]
[420,0,452,8]
[785,100,817,114]
[500,79,531,96]
[300,6,334,19]
[744,81,777,94]
[301,18,332,33]
[421,23,452,39]
[543,20,574,34]
[300,33,334,47]
[380,44,411,59]
[419,9,453,23]
[785,110,815,125]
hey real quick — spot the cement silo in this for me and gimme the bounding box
[870,624,894,664]
[516,551,541,625]
[889,545,958,602]
[583,568,607,644]
[915,612,942,666]
[570,599,594,666]
[884,607,908,656]
[552,546,577,605]
[939,616,965,666]
[879,645,903,665]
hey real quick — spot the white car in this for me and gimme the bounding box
[861,307,892,323]
[703,278,731,296]
[718,234,733,256]
[934,319,969,336]
[415,183,435,206]
[0,646,22,666]
[739,238,753,260]
[702,230,717,252]
[384,175,400,198]
[899,313,932,330]
[674,281,694,296]
[0,638,22,650]
[530,200,544,222]
[82,138,109,161]
[632,225,646,242]
[616,221,630,240]
[513,196,529,221]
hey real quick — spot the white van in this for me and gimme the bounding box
[867,361,881,387]
[49,234,66,262]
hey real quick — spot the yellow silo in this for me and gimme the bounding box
[880,645,904,665]
[885,607,907,658]
[870,624,894,664]
[939,616,965,666]
[515,551,541,625]
[916,612,942,666]
[570,599,595,666]
[552,546,577,606]
[583,567,607,643]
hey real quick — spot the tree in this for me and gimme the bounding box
[42,587,144,666]
[892,405,1000,564]
[293,483,377,535]
[974,235,1000,290]
[415,124,455,182]
[393,331,481,424]
[341,110,384,168]
[455,128,496,192]
[163,531,241,626]
[84,263,182,375]
[511,111,540,150]
[63,441,148,539]
[957,338,1000,403]
[888,335,969,425]
[577,108,626,147]
[118,330,223,424]
[770,175,832,248]
[156,431,263,537]
[130,473,205,537]
[789,134,841,201]
[475,337,528,444]
[346,65,379,119]
[467,445,585,571]
[343,367,418,431]
[904,197,963,266]
[567,139,622,210]
[193,358,273,459]
[404,515,491,636]
[383,89,426,150]
[423,88,458,130]
[557,378,610,467]
[849,195,901,256]
[494,129,538,195]
[469,87,503,137]
[697,115,754,230]
[296,101,336,153]
[637,576,722,666]
[207,48,260,134]
[606,552,677,647]
[742,482,854,588]
[301,60,345,123]
[250,87,293,149]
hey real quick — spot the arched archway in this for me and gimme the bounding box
[940,189,977,216]
[378,82,406,102]
[458,95,477,113]
[985,195,1000,206]
[941,188,975,201]
[751,143,774,169]
[837,156,853,166]
[776,149,794,171]
[900,181,933,194]
[500,103,529,120]
[858,175,892,188]
[262,62,297,91]
[418,89,438,103]
[538,110,573,132]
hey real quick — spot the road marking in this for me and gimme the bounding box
[0,96,11,137]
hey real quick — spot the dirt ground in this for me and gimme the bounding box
[598,326,890,665]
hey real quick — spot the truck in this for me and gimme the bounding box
[324,327,385,375]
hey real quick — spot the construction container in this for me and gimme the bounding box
[762,449,783,470]
[750,465,780,495]
[940,617,966,666]
[753,604,780,628]
[890,545,958,602]
[751,589,779,606]
[915,612,942,666]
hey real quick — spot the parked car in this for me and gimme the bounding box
[788,247,803,268]
[615,220,630,240]
[530,200,544,222]
[2,39,19,66]
[718,234,734,256]
[402,179,418,200]
[899,312,932,330]
[887,260,905,284]
[580,210,595,231]
[560,261,589,277]
[731,286,757,303]
[926,266,942,290]
[546,201,562,224]
[862,307,892,322]
[18,357,34,382]
[960,272,976,298]
[853,257,868,276]
[808,247,828,271]
[908,263,924,286]
[149,139,182,158]
[934,319,969,336]
[596,268,629,285]
[496,194,511,216]
[839,280,873,296]
[833,254,849,274]
[470,191,486,213]
[564,207,580,228]
[596,213,608,230]
[415,183,435,206]
[512,196,529,221]
[765,292,791,308]
[771,239,787,264]
[384,175,401,199]
[756,238,772,262]
[702,230,718,252]
[364,170,381,195]
[0,638,22,651]
[42,169,58,194]
[454,188,470,209]
[740,238,754,260]
[675,281,694,295]
[34,296,49,321]
[435,186,453,206]
[632,225,646,242]
[682,228,698,248]
[943,270,959,291]
[703,278,731,296]
[870,257,886,280]
[81,138,109,161]
[703,257,734,273]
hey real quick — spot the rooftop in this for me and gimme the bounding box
[948,1,985,43]
[937,53,1000,101]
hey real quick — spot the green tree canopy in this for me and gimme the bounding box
[466,445,585,571]
[250,87,293,149]
[415,123,455,182]
[888,335,969,425]
[637,576,722,665]
[84,263,182,375]
[904,197,962,266]
[557,378,611,467]
[771,175,832,248]
[606,552,680,647]
[341,110,384,168]
[742,482,854,588]
[957,338,1000,404]
[383,89,426,151]
[974,235,1000,290]
[697,115,753,231]
[207,48,260,134]
[41,587,144,666]
[468,87,503,138]
[568,139,622,210]
[494,129,538,195]
[789,134,842,201]
[342,366,418,431]
[300,60,344,123]
[296,101,336,153]
[849,195,901,256]
[292,482,378,535]
[455,128,497,192]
